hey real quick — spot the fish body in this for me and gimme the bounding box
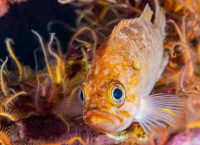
[81,1,183,141]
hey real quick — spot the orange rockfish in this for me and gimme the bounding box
[80,1,183,140]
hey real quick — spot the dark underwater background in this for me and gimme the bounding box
[0,0,75,68]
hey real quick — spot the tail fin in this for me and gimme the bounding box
[154,0,166,36]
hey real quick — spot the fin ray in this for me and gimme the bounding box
[135,94,184,135]
[154,0,166,35]
[110,19,135,40]
[53,87,83,116]
[140,4,153,22]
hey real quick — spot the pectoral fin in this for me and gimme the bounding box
[135,94,184,135]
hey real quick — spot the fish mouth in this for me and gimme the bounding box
[83,110,121,133]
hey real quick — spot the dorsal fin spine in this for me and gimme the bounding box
[109,19,135,40]
[139,4,153,22]
[109,4,154,40]
[153,0,166,35]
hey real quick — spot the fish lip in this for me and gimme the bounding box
[83,110,120,133]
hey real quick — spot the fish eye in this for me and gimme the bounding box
[108,80,126,107]
[80,88,84,104]
[79,83,87,105]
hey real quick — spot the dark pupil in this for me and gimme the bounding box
[113,88,122,99]
[80,90,84,101]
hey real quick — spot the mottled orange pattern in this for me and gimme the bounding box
[82,3,166,137]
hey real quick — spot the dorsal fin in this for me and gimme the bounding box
[153,0,166,35]
[140,4,153,22]
[110,19,135,40]
[109,4,153,40]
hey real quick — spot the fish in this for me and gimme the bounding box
[80,0,183,141]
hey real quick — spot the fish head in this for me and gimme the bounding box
[81,43,140,134]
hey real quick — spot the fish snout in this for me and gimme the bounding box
[83,110,121,133]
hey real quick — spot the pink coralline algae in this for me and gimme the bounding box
[0,0,9,17]
[0,0,27,17]
[167,129,200,145]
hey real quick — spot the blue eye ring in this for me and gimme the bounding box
[111,85,126,106]
[108,80,126,107]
